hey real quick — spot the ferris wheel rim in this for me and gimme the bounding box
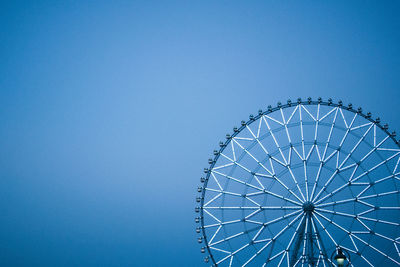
[196,98,400,266]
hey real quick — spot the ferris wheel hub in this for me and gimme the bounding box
[302,201,315,214]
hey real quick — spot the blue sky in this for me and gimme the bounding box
[0,1,400,266]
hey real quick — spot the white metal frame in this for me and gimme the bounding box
[196,98,400,266]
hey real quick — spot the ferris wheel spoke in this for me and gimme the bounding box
[262,116,289,165]
[313,212,358,256]
[253,172,274,178]
[314,211,351,239]
[251,224,267,241]
[264,213,305,266]
[211,170,264,192]
[314,210,400,266]
[210,172,224,190]
[210,246,231,255]
[209,231,245,246]
[253,238,272,244]
[316,190,400,209]
[314,214,361,265]
[261,119,308,202]
[245,219,264,226]
[287,166,307,202]
[338,123,374,169]
[315,207,369,222]
[300,216,309,265]
[305,144,316,162]
[251,212,305,266]
[245,124,269,155]
[339,162,357,172]
[312,169,339,203]
[319,105,337,122]
[282,111,294,145]
[203,208,221,223]
[212,162,235,170]
[357,198,384,210]
[277,250,290,267]
[208,225,222,244]
[278,211,306,266]
[336,112,357,152]
[215,242,249,265]
[303,161,310,201]
[376,131,390,148]
[315,144,323,162]
[348,234,359,253]
[256,116,263,138]
[376,173,397,184]
[264,114,284,126]
[352,233,400,265]
[339,108,350,129]
[315,172,398,206]
[358,216,400,226]
[324,149,338,165]
[350,122,373,131]
[309,215,333,266]
[351,152,400,183]
[355,230,400,244]
[246,246,284,267]
[301,104,317,121]
[244,208,263,221]
[313,181,349,205]
[270,249,287,263]
[231,139,237,162]
[356,207,375,217]
[264,174,305,203]
[215,254,232,266]
[291,146,304,161]
[204,188,241,197]
[313,151,397,204]
[312,214,338,247]
[356,186,374,202]
[219,151,272,178]
[232,138,274,176]
[313,104,321,144]
[204,219,242,229]
[359,190,400,200]
[286,104,299,123]
[204,206,300,210]
[393,157,400,174]
[310,162,323,202]
[359,255,374,267]
[313,214,358,265]
[299,104,306,162]
[251,209,304,242]
[265,209,303,227]
[377,147,400,152]
[241,240,273,266]
[246,189,302,206]
[240,196,261,209]
[203,192,223,207]
[321,107,339,161]
[348,133,391,170]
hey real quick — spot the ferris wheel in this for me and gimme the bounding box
[195,98,400,266]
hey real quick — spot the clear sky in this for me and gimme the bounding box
[0,1,400,266]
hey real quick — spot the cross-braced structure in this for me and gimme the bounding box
[195,97,400,266]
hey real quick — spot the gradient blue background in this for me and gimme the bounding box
[1,1,400,266]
